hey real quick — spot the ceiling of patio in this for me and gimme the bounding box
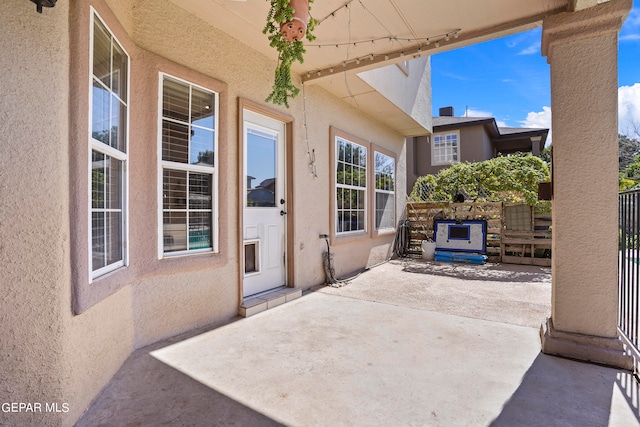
[167,0,604,134]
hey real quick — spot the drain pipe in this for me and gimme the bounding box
[320,234,349,287]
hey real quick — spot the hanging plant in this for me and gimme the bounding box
[263,0,317,108]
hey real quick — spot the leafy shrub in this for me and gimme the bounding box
[410,153,550,206]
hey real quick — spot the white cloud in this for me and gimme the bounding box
[517,84,640,146]
[462,108,492,118]
[458,108,507,127]
[521,106,552,145]
[620,34,640,41]
[620,7,640,42]
[619,83,640,137]
[517,43,539,55]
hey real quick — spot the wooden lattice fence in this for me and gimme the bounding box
[405,201,552,266]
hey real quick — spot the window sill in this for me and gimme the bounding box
[331,230,369,246]
[374,228,396,238]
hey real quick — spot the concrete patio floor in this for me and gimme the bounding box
[76,259,640,426]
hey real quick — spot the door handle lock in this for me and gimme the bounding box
[280,210,287,216]
[280,199,286,205]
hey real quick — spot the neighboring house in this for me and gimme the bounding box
[407,106,549,190]
[0,1,632,426]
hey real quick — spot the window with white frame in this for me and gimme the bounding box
[374,152,395,230]
[336,137,367,234]
[90,12,129,278]
[160,75,218,256]
[432,131,459,165]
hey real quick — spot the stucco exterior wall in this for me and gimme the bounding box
[0,2,71,424]
[0,2,134,426]
[482,130,494,160]
[358,57,433,133]
[459,125,492,164]
[546,20,621,337]
[1,0,408,425]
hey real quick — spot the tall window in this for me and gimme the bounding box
[374,152,395,230]
[432,131,459,165]
[90,13,129,278]
[160,75,218,256]
[336,137,367,234]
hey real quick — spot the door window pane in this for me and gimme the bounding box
[246,128,277,208]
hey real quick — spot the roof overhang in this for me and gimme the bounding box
[167,0,607,134]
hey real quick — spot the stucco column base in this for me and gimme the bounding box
[540,318,633,370]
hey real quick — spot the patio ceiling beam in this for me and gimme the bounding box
[301,5,567,83]
[569,0,612,12]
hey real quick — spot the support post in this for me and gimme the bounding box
[540,0,633,370]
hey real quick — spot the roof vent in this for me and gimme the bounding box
[439,106,454,117]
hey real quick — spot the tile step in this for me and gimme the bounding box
[239,287,302,318]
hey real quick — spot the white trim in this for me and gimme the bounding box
[243,239,261,277]
[374,150,396,231]
[88,8,130,282]
[157,72,219,258]
[241,108,288,296]
[431,130,460,166]
[335,136,368,235]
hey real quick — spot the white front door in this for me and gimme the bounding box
[242,110,286,297]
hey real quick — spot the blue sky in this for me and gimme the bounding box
[431,2,640,145]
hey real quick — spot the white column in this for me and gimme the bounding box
[540,0,633,369]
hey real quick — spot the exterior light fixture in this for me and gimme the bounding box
[31,0,57,13]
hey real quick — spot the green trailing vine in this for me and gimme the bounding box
[263,0,317,108]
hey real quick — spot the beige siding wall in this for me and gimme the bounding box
[411,125,494,181]
[0,0,407,425]
[459,125,492,163]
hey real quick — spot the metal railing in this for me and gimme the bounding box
[619,189,640,352]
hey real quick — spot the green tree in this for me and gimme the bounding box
[540,145,552,166]
[619,133,640,172]
[410,153,550,206]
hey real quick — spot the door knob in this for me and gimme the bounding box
[280,210,287,216]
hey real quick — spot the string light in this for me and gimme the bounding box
[318,0,356,24]
[301,26,462,81]
[307,31,460,49]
